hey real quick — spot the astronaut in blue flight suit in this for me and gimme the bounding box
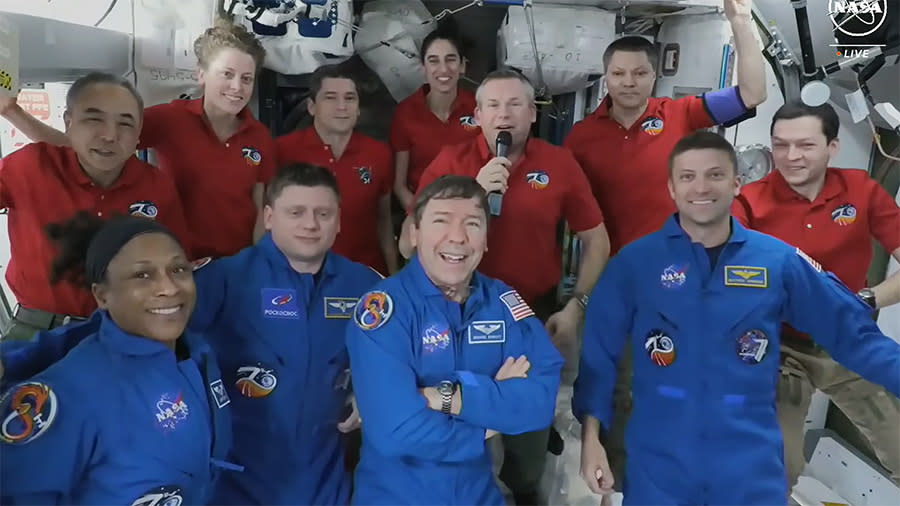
[347,175,565,505]
[0,164,379,506]
[188,163,382,505]
[0,215,233,505]
[573,132,900,506]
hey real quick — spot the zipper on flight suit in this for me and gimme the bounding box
[697,240,731,502]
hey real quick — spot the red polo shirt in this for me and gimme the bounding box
[0,142,191,317]
[276,128,393,274]
[734,168,900,341]
[389,86,480,192]
[564,95,715,254]
[734,168,900,293]
[140,98,277,259]
[416,136,604,303]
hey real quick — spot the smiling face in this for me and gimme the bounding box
[309,77,360,136]
[475,78,536,154]
[771,116,837,190]
[64,82,141,182]
[411,196,487,292]
[93,233,195,344]
[422,38,466,95]
[197,47,257,116]
[668,148,740,230]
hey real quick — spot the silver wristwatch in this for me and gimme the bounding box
[573,292,590,310]
[858,288,877,309]
[437,381,456,414]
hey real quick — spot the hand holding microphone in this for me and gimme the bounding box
[477,131,512,215]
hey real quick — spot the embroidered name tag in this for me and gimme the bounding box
[468,320,506,344]
[724,266,768,288]
[324,297,358,319]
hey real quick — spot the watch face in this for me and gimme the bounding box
[438,382,453,395]
[859,290,876,308]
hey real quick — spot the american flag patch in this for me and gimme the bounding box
[500,290,535,321]
[795,248,822,272]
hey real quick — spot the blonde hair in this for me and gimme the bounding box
[475,69,535,107]
[193,19,266,70]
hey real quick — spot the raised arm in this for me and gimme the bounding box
[0,96,70,146]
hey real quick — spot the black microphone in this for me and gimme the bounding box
[496,130,511,158]
[489,131,512,216]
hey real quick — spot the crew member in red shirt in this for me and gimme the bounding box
[390,20,480,210]
[564,0,766,254]
[276,65,398,275]
[0,20,276,259]
[0,73,189,340]
[733,102,900,488]
[401,69,610,506]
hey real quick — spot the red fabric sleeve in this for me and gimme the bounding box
[868,180,900,253]
[138,103,170,150]
[561,153,604,232]
[731,194,753,227]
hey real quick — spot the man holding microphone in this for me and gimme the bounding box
[400,69,610,505]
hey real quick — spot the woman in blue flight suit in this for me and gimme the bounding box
[0,213,234,505]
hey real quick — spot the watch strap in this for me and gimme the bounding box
[440,382,455,414]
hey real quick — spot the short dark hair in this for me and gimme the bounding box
[66,72,144,113]
[421,18,470,62]
[412,175,488,226]
[771,102,840,143]
[603,36,658,73]
[309,64,358,101]
[265,163,340,206]
[668,132,738,176]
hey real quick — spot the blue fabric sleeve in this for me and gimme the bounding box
[1,313,101,390]
[702,86,755,127]
[188,261,228,333]
[782,250,900,398]
[0,377,97,503]
[346,293,487,462]
[572,254,634,429]
[456,314,563,434]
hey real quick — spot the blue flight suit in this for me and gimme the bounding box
[347,256,565,505]
[190,233,382,505]
[573,216,900,505]
[1,316,101,391]
[0,311,233,505]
